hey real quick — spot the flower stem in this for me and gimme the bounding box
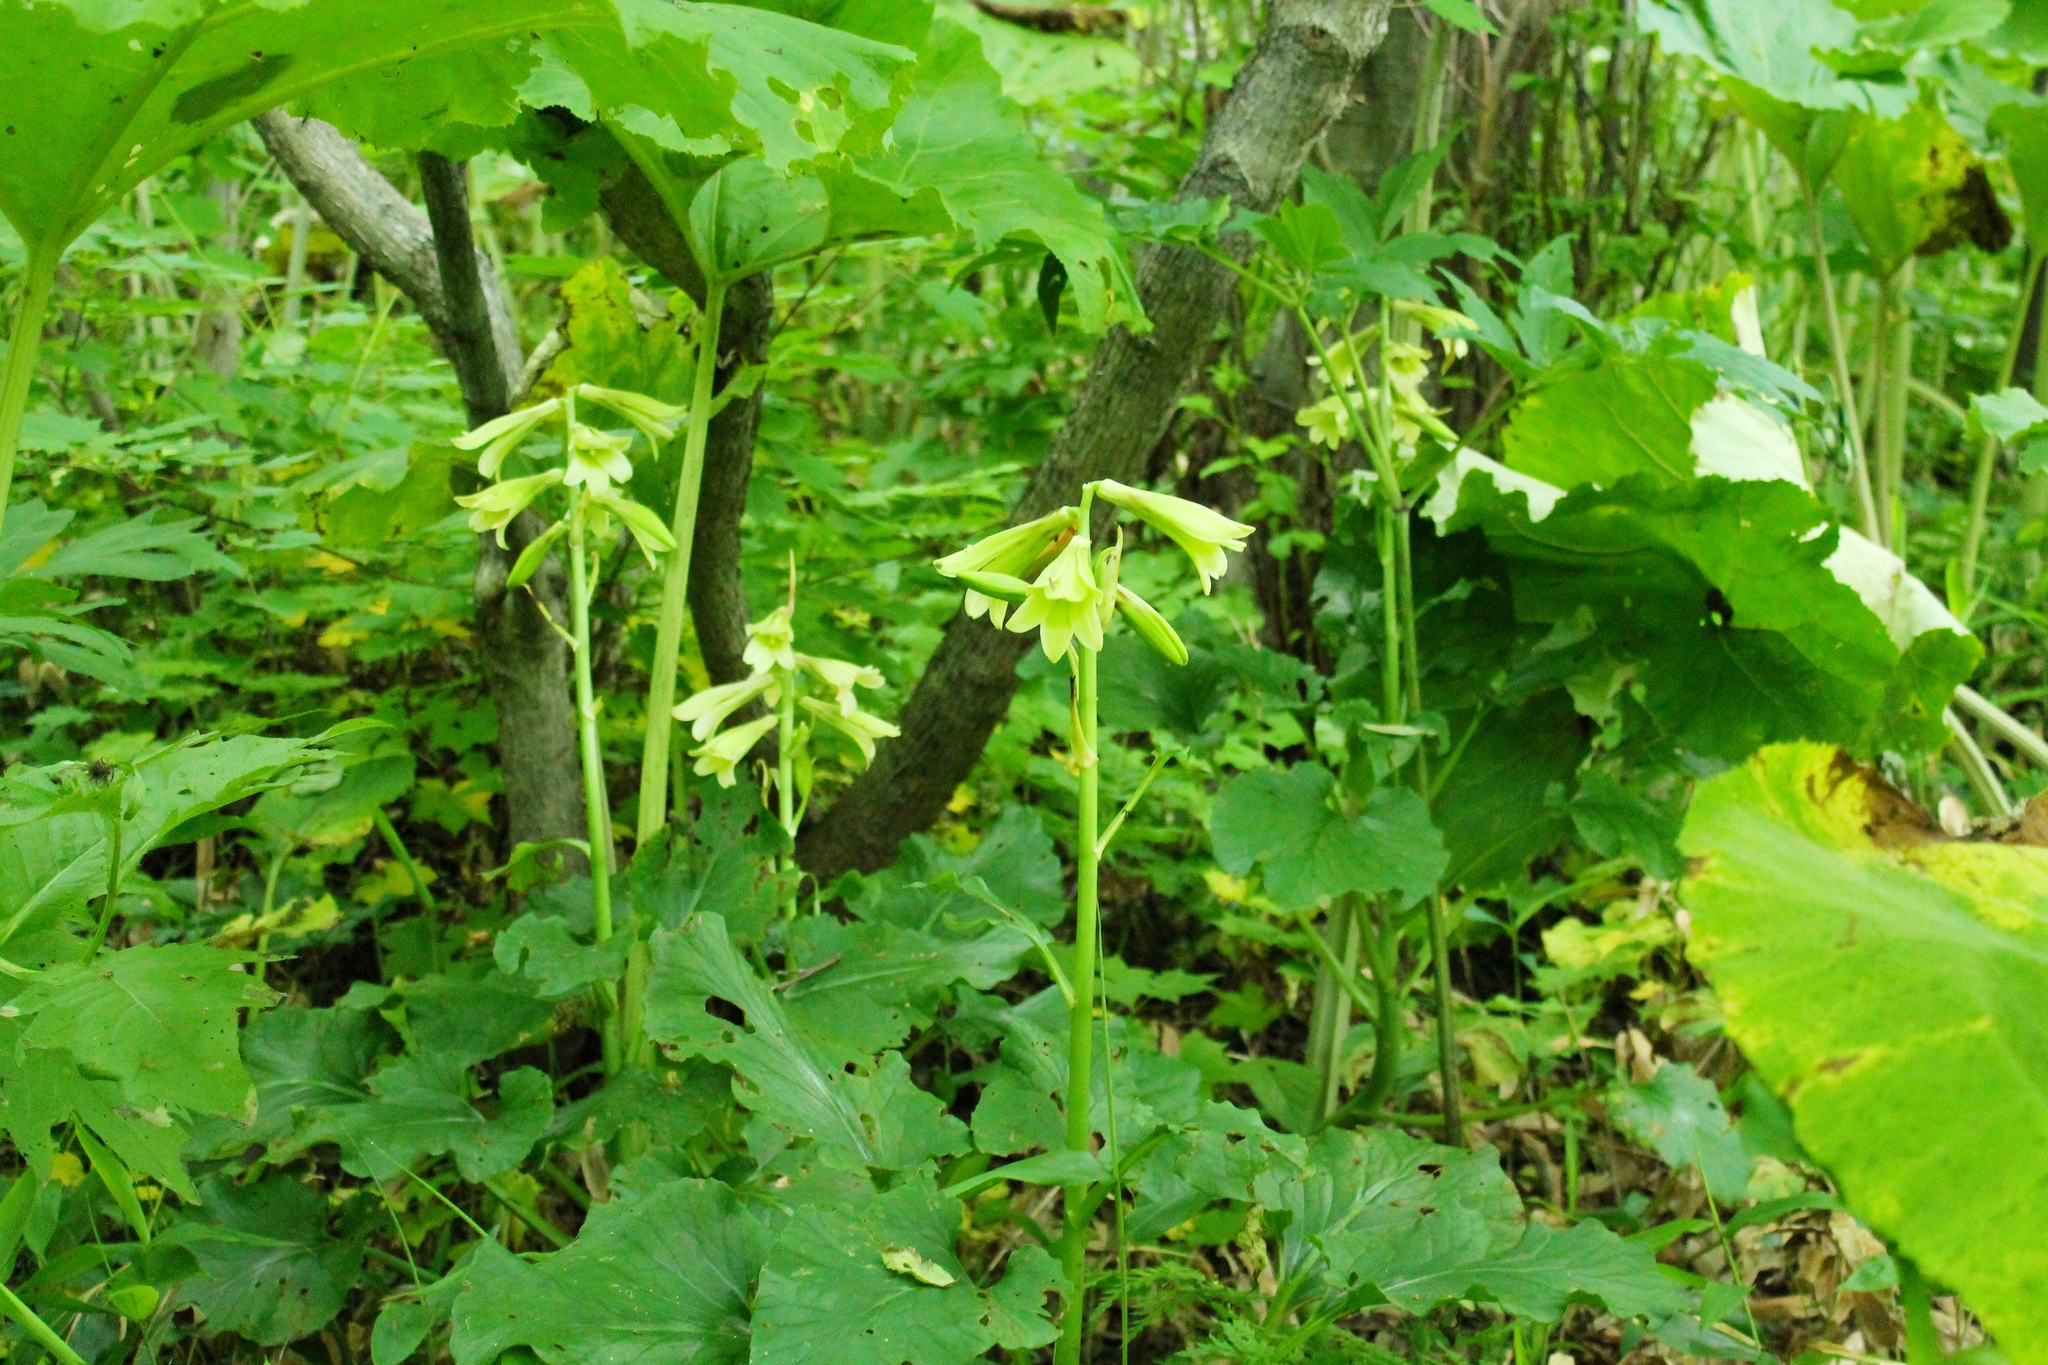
[1959,249,2045,617]
[637,283,728,845]
[1057,642,1102,1365]
[0,244,57,541]
[776,666,799,920]
[1805,184,1880,540]
[568,486,620,1073]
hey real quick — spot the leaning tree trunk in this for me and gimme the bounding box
[253,113,585,854]
[797,0,1392,882]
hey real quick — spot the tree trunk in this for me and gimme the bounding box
[797,0,1391,882]
[254,112,584,853]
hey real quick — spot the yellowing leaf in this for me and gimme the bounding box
[50,1152,85,1187]
[307,551,360,576]
[880,1244,957,1286]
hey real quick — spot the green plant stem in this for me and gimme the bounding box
[1424,893,1462,1146]
[0,245,57,540]
[372,807,440,975]
[1959,251,2046,615]
[1376,499,1403,724]
[1881,262,1915,550]
[1308,899,1360,1118]
[776,666,799,920]
[80,804,124,962]
[1898,1257,1942,1365]
[483,1175,572,1251]
[1310,898,1405,1129]
[637,282,728,845]
[1057,643,1101,1365]
[1804,186,1880,539]
[567,483,621,1074]
[0,1281,88,1365]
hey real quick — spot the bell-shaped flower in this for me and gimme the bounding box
[1005,533,1104,662]
[800,696,900,764]
[1094,533,1122,629]
[1393,300,1479,359]
[744,605,798,673]
[674,672,781,743]
[1114,584,1188,665]
[799,654,884,715]
[1298,393,1353,450]
[454,399,561,478]
[576,384,687,448]
[934,508,1076,628]
[455,469,563,545]
[564,424,634,496]
[1088,479,1252,594]
[589,492,677,568]
[691,712,778,788]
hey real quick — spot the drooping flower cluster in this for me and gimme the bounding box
[1297,301,1476,455]
[452,384,684,570]
[935,479,1252,665]
[673,605,900,788]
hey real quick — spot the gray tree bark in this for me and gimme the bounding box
[797,0,1391,882]
[254,112,585,854]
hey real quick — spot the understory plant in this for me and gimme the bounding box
[937,477,1251,1362]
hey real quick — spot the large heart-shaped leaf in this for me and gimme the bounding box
[1679,743,2048,1360]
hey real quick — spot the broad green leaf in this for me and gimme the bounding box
[324,446,456,550]
[1966,386,2048,445]
[250,754,416,849]
[288,1057,552,1183]
[779,914,1029,1063]
[968,988,1204,1156]
[0,0,609,256]
[164,1174,367,1347]
[302,40,543,159]
[1679,743,2048,1360]
[752,1175,1062,1365]
[537,257,697,405]
[822,19,1137,331]
[1832,102,2010,275]
[1991,101,2048,236]
[690,157,832,285]
[1430,461,1978,759]
[846,803,1065,930]
[0,1038,200,1198]
[543,1060,728,1148]
[30,510,239,581]
[1210,765,1446,910]
[240,1005,391,1144]
[1502,351,1719,491]
[1569,768,1687,881]
[1435,693,1592,889]
[0,810,105,948]
[495,912,633,997]
[1610,1063,1751,1201]
[551,0,915,172]
[1373,1218,1688,1322]
[645,913,969,1169]
[380,970,559,1068]
[13,943,276,1116]
[450,1179,768,1365]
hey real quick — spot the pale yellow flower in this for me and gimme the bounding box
[800,696,899,764]
[1005,533,1104,662]
[455,469,563,545]
[564,424,634,496]
[934,508,1076,627]
[453,399,561,478]
[744,605,798,673]
[588,492,676,568]
[1393,300,1479,359]
[691,713,778,788]
[674,673,781,742]
[1298,394,1353,450]
[1114,584,1188,665]
[1088,480,1252,594]
[799,654,884,715]
[575,384,686,448]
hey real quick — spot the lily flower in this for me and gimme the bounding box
[799,654,884,715]
[744,605,798,673]
[589,492,677,568]
[674,673,781,742]
[691,713,778,788]
[454,399,561,478]
[1088,480,1252,593]
[576,384,687,448]
[934,508,1076,627]
[565,424,634,496]
[800,696,900,764]
[1006,533,1104,662]
[1393,300,1479,359]
[1114,584,1188,665]
[455,469,563,545]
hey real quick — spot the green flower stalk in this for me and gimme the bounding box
[674,598,897,919]
[937,481,1250,1365]
[452,384,679,1075]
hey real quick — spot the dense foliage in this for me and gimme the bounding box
[2,1,2046,1364]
